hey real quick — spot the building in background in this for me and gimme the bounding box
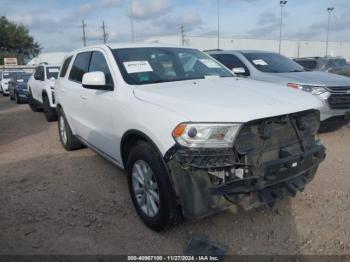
[145,35,350,60]
[27,52,66,66]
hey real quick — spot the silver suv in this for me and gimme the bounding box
[207,50,350,122]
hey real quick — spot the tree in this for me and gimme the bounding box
[0,16,41,65]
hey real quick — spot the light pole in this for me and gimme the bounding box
[325,7,334,56]
[279,1,287,54]
[130,0,135,42]
[217,0,220,49]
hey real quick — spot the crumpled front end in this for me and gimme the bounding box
[165,109,326,218]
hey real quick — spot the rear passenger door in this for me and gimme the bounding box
[79,50,117,159]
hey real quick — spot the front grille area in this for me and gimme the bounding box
[328,94,350,109]
[327,86,350,92]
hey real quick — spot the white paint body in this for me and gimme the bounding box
[55,43,322,169]
[28,64,60,108]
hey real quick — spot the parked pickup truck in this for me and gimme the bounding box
[28,63,60,121]
[55,44,325,231]
[207,50,350,122]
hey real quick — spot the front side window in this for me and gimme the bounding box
[35,67,45,80]
[69,52,91,83]
[112,47,233,85]
[243,52,304,73]
[46,67,60,80]
[89,51,113,86]
[60,56,73,78]
[212,54,250,76]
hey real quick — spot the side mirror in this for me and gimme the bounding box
[82,71,113,91]
[232,67,247,76]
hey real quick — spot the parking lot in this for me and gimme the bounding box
[0,95,349,255]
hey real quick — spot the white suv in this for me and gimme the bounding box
[55,43,325,231]
[27,63,60,121]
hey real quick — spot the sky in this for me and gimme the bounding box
[1,0,350,52]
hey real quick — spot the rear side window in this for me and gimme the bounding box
[89,51,114,86]
[60,56,73,78]
[69,52,92,83]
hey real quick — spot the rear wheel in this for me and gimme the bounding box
[43,95,57,122]
[57,108,84,151]
[127,141,180,231]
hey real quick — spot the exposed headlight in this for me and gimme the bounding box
[172,123,242,148]
[287,83,327,95]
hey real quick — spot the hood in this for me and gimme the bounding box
[133,77,322,123]
[269,71,350,86]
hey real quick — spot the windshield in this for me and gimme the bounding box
[16,73,32,83]
[3,71,23,80]
[243,52,304,73]
[320,58,349,70]
[112,47,233,85]
[46,67,60,79]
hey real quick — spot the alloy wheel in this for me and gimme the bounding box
[59,116,67,145]
[132,160,160,217]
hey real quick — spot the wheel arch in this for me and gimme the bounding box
[120,129,165,169]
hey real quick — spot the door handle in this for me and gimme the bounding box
[80,95,87,100]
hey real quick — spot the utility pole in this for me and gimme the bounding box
[279,1,287,54]
[81,20,87,47]
[180,24,185,46]
[217,0,220,49]
[326,7,334,56]
[130,0,135,42]
[102,21,108,44]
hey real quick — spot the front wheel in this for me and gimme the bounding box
[28,89,41,112]
[57,109,84,151]
[127,141,180,231]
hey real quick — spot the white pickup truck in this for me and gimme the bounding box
[27,63,60,121]
[55,43,325,231]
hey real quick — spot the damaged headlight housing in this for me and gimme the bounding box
[172,123,242,148]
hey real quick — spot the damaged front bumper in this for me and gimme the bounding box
[165,110,326,219]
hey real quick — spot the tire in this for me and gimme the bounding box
[15,93,22,104]
[127,141,180,231]
[57,108,84,151]
[28,89,41,112]
[10,93,15,100]
[43,95,57,122]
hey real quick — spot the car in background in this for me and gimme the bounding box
[55,43,325,231]
[207,50,350,122]
[28,63,60,121]
[8,72,32,103]
[294,56,350,78]
[0,70,24,96]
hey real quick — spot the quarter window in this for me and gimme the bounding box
[89,52,114,86]
[60,56,73,78]
[69,52,92,83]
